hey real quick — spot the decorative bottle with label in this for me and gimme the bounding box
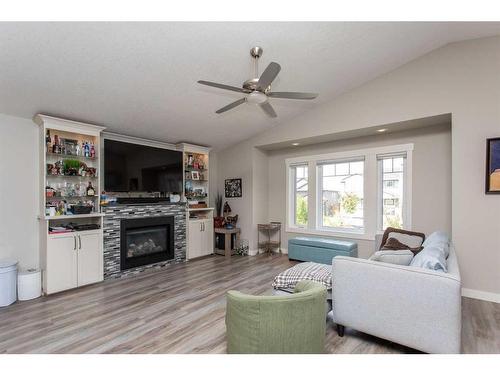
[86,181,95,196]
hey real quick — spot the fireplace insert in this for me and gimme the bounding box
[120,216,174,270]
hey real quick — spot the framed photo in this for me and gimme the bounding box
[225,178,242,198]
[191,171,200,180]
[486,137,500,194]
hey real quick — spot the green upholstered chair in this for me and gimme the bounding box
[225,280,327,354]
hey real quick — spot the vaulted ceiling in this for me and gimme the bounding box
[1,22,500,149]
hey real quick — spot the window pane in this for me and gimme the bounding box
[294,166,308,226]
[320,161,364,231]
[383,158,393,172]
[381,157,404,229]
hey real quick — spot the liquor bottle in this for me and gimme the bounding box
[46,130,52,153]
[86,181,95,196]
[53,135,60,154]
[90,142,95,158]
[84,142,90,158]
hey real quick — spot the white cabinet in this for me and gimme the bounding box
[77,231,104,286]
[188,219,214,259]
[46,233,78,293]
[45,230,103,294]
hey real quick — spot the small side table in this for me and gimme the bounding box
[257,222,282,254]
[214,227,241,257]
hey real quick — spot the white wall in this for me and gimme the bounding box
[267,124,452,259]
[216,138,256,249]
[215,35,500,297]
[0,113,39,269]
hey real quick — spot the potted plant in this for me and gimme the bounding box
[214,192,224,228]
[63,159,81,176]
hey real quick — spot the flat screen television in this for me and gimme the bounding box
[104,139,183,193]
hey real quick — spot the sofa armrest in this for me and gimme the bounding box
[332,256,461,353]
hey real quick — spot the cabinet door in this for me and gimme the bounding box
[77,231,103,287]
[46,234,78,294]
[201,219,214,256]
[188,220,202,259]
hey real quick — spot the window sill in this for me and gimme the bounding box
[285,226,374,241]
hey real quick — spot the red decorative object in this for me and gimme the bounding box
[214,216,225,228]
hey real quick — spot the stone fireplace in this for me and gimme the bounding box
[103,203,186,279]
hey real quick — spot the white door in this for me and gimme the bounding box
[188,220,202,259]
[77,231,103,286]
[46,233,78,294]
[201,219,214,256]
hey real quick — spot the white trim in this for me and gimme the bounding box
[176,142,211,154]
[285,227,373,241]
[376,152,413,231]
[462,288,500,303]
[34,114,106,136]
[285,143,414,165]
[248,247,288,256]
[103,131,178,151]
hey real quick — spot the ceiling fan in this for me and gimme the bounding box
[198,47,318,118]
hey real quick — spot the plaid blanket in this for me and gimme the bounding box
[272,262,332,290]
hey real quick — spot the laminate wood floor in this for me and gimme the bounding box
[0,254,498,354]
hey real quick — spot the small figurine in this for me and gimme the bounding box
[223,201,232,217]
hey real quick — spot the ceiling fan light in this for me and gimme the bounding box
[247,91,268,104]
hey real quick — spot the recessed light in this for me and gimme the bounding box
[377,128,388,133]
[292,142,300,146]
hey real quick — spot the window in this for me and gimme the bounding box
[378,155,406,230]
[318,160,364,232]
[291,164,308,226]
[286,144,412,239]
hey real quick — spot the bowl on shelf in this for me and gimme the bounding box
[70,205,93,215]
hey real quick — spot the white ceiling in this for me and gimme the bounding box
[1,22,500,150]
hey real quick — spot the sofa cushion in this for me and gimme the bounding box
[369,250,414,266]
[410,244,448,272]
[288,237,357,251]
[380,227,425,254]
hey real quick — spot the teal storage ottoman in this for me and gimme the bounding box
[288,236,357,264]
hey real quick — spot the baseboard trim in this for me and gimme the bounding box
[462,288,500,303]
[248,247,288,256]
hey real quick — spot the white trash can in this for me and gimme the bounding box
[18,269,42,301]
[0,259,18,307]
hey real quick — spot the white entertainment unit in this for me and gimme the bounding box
[35,115,213,295]
[35,114,105,294]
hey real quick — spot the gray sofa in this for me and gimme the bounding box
[331,233,462,353]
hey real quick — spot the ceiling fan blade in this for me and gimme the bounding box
[257,62,281,90]
[259,102,277,118]
[215,98,247,114]
[267,92,318,100]
[198,80,250,94]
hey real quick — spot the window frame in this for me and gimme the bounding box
[285,144,413,240]
[376,152,412,233]
[316,158,365,235]
[289,163,309,228]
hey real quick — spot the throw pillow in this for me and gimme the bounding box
[380,227,426,254]
[410,244,448,272]
[422,231,450,258]
[370,250,414,266]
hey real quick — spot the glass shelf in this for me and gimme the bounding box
[46,195,98,200]
[46,174,98,178]
[46,152,97,161]
[184,166,208,172]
